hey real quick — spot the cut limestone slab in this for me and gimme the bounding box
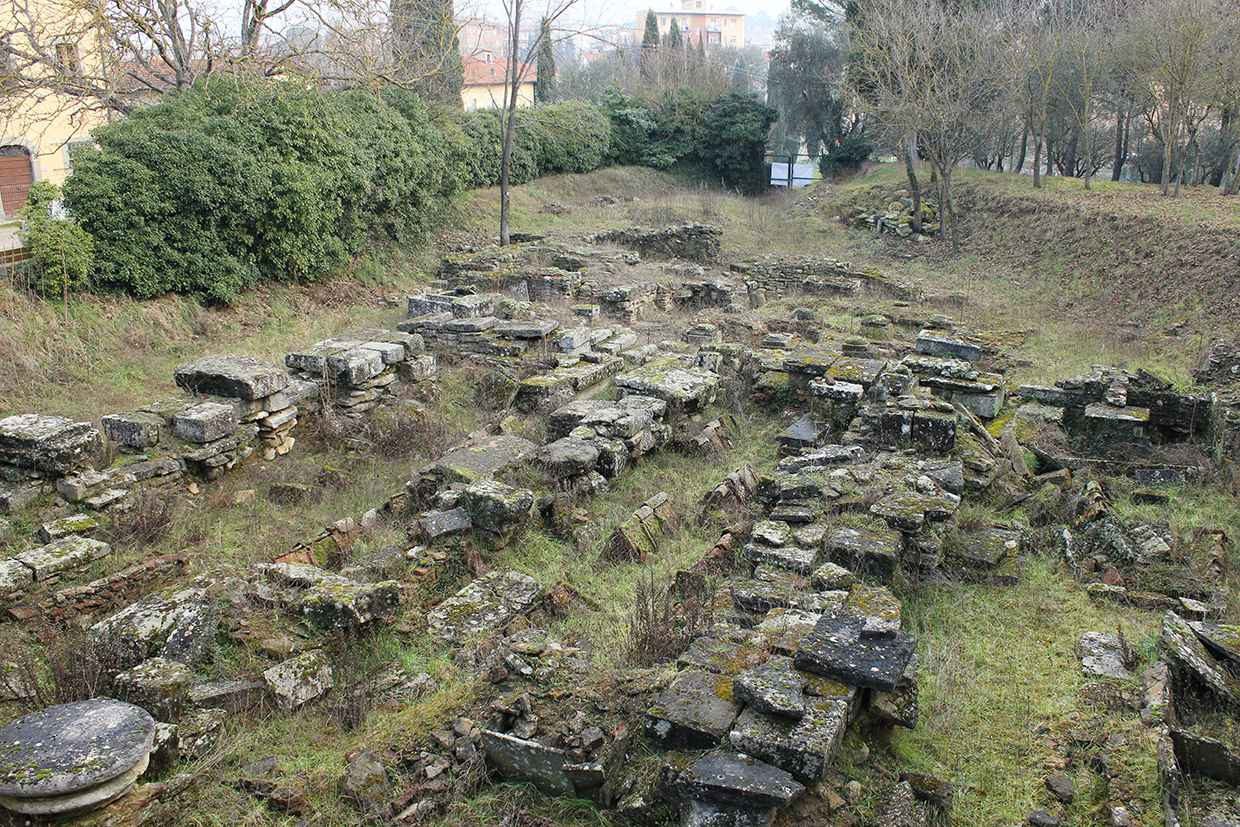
[823,523,901,583]
[728,696,851,785]
[614,358,719,413]
[15,535,111,581]
[100,412,163,451]
[677,751,805,809]
[427,570,541,643]
[732,656,805,719]
[742,542,817,575]
[794,613,917,692]
[172,402,238,445]
[174,356,289,400]
[1161,612,1240,705]
[645,669,741,749]
[0,699,154,815]
[0,415,101,476]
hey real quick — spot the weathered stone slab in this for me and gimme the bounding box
[677,637,770,676]
[100,412,163,451]
[0,558,34,597]
[645,669,741,749]
[915,330,983,362]
[794,613,916,692]
[174,356,289,400]
[113,657,193,722]
[428,435,537,486]
[844,583,902,637]
[677,751,804,809]
[37,513,98,543]
[1078,632,1134,681]
[299,579,401,631]
[481,731,575,796]
[263,650,333,710]
[824,524,901,582]
[493,319,560,340]
[615,358,719,413]
[91,587,218,669]
[1161,611,1240,704]
[743,543,817,575]
[188,679,268,713]
[172,402,238,445]
[733,656,805,719]
[728,696,850,784]
[15,535,111,581]
[0,415,101,476]
[1190,622,1240,667]
[427,570,541,643]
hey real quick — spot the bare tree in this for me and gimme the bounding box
[849,0,1010,245]
[495,0,579,245]
[1130,0,1225,196]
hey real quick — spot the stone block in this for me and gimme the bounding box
[173,402,238,445]
[644,669,741,749]
[174,356,289,400]
[15,535,112,581]
[100,412,163,451]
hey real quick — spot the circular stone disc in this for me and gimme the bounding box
[0,699,155,798]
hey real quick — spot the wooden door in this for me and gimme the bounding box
[0,145,35,217]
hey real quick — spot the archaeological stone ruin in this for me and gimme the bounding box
[0,219,1237,827]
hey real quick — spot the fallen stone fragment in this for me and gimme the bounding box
[263,650,333,710]
[15,535,111,581]
[1078,632,1134,681]
[91,587,218,669]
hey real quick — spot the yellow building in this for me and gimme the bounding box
[461,54,537,111]
[0,0,110,250]
[640,0,745,48]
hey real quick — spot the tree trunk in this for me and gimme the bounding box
[1111,104,1126,182]
[1226,147,1240,195]
[903,134,922,234]
[499,1,525,245]
[1033,129,1043,188]
[1160,128,1173,196]
[1015,124,1028,174]
[1045,137,1054,177]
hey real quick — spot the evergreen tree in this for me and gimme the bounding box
[667,18,683,48]
[391,0,464,107]
[535,18,557,102]
[642,10,660,49]
[641,9,660,81]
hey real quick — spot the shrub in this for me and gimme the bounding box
[16,181,95,297]
[64,77,466,303]
[700,93,779,194]
[820,132,873,177]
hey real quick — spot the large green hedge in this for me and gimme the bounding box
[63,80,615,303]
[60,79,776,303]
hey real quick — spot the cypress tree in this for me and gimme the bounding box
[667,18,683,49]
[535,18,557,102]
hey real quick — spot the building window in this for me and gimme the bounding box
[64,140,94,169]
[54,41,80,74]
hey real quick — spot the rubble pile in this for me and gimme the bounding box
[845,191,941,239]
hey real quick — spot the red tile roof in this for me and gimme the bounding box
[462,55,537,86]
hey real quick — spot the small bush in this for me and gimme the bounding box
[0,624,125,709]
[625,569,714,666]
[16,181,94,297]
[102,488,177,548]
